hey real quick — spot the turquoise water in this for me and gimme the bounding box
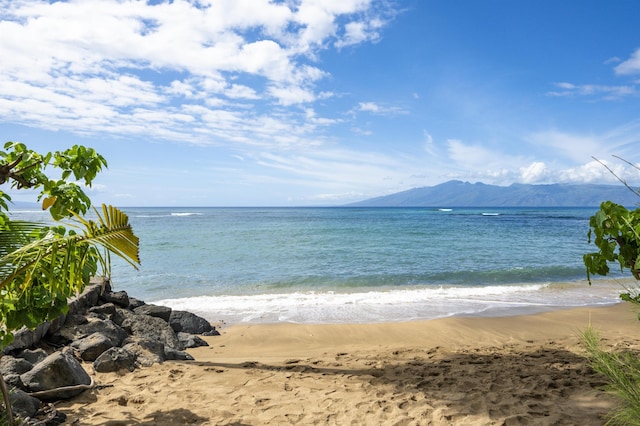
[109,207,626,323]
[11,206,630,323]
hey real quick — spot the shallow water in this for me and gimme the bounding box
[11,206,631,323]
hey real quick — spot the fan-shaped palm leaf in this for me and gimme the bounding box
[0,205,139,291]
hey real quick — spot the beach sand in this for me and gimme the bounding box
[58,302,640,425]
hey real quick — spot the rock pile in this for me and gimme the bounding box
[0,280,219,425]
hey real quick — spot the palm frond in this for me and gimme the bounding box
[0,228,84,292]
[0,220,45,258]
[0,205,140,291]
[72,204,140,269]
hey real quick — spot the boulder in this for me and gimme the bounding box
[3,281,106,354]
[118,310,181,351]
[89,302,117,317]
[100,290,130,308]
[128,297,146,310]
[20,349,91,399]
[122,339,165,367]
[3,323,50,355]
[66,281,104,316]
[169,310,214,334]
[0,355,33,376]
[177,332,209,349]
[164,347,195,361]
[134,304,172,322]
[4,374,24,390]
[63,314,89,327]
[71,332,115,361]
[16,348,48,365]
[93,347,136,373]
[8,388,41,419]
[57,317,128,347]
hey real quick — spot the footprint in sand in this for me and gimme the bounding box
[168,368,184,380]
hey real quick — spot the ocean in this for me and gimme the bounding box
[11,206,632,324]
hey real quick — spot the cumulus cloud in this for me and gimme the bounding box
[0,0,391,147]
[335,16,385,48]
[519,162,550,183]
[514,160,640,185]
[442,128,640,187]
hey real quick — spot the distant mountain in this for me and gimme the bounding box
[348,180,640,207]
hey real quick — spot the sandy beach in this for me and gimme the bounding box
[57,302,640,425]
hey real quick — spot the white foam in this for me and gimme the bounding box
[152,281,623,324]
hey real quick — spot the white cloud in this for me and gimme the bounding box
[548,82,636,100]
[268,85,316,106]
[423,131,433,145]
[447,139,509,169]
[225,84,259,100]
[519,162,550,183]
[251,145,413,194]
[354,101,407,115]
[615,48,640,75]
[352,127,373,136]
[0,0,390,146]
[525,130,605,163]
[358,102,380,112]
[547,48,640,100]
[554,159,640,184]
[604,56,621,65]
[438,131,640,187]
[515,160,640,185]
[335,16,385,48]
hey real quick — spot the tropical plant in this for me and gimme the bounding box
[584,155,640,305]
[582,156,640,425]
[0,205,140,346]
[0,141,139,424]
[584,200,640,305]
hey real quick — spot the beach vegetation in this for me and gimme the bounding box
[582,156,640,425]
[582,326,640,425]
[583,155,640,307]
[0,141,140,424]
[584,200,640,306]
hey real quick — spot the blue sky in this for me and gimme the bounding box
[1,0,640,206]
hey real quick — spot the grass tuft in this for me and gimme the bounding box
[582,326,640,425]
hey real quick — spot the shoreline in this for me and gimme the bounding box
[58,302,640,425]
[151,278,627,325]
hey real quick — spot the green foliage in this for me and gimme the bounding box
[582,159,640,426]
[0,141,107,221]
[582,326,640,425]
[0,141,138,348]
[0,205,139,347]
[584,201,640,305]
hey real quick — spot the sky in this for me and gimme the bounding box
[1,0,640,207]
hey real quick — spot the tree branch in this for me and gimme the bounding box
[592,156,640,198]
